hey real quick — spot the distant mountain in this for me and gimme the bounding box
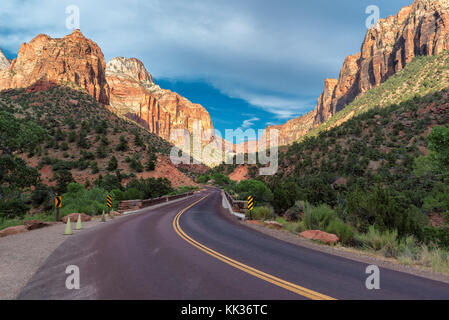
[106,57,214,144]
[266,0,449,146]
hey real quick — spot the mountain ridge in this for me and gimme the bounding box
[266,0,449,146]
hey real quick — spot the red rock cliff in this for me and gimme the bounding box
[0,29,109,104]
[106,57,214,142]
[267,0,449,145]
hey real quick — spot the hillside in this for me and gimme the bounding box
[0,83,197,193]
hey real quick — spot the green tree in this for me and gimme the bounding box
[107,156,118,171]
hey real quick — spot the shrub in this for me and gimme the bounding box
[303,203,337,230]
[354,226,399,257]
[251,206,273,220]
[123,188,143,200]
[60,183,108,216]
[197,175,209,184]
[326,218,354,244]
[235,179,273,204]
[107,156,118,171]
[0,199,29,219]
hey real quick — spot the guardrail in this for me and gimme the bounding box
[117,192,194,213]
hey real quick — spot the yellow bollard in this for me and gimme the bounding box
[64,217,73,235]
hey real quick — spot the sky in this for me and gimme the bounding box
[0,0,413,138]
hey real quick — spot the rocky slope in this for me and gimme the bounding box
[0,29,109,104]
[267,0,449,146]
[0,49,10,70]
[106,57,214,143]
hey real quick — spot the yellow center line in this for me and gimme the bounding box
[172,192,336,300]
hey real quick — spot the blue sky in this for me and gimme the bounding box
[0,0,412,136]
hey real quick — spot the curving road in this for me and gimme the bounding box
[18,187,449,300]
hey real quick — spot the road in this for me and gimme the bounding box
[18,187,449,300]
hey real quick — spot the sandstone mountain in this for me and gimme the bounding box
[267,0,449,146]
[106,57,214,143]
[0,30,224,165]
[0,29,109,104]
[0,49,10,70]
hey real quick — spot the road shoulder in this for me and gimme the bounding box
[238,220,449,285]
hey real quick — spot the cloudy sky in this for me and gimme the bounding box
[0,0,412,136]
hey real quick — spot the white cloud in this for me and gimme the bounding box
[240,117,260,129]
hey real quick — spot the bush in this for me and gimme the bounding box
[0,199,29,219]
[123,188,143,200]
[211,173,232,186]
[326,218,354,244]
[197,175,209,184]
[125,177,173,199]
[107,156,118,171]
[251,206,274,220]
[235,179,273,204]
[303,203,337,230]
[354,226,399,257]
[60,183,108,216]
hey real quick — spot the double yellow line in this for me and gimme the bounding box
[172,194,336,300]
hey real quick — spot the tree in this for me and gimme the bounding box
[145,153,157,171]
[116,135,128,151]
[0,111,46,155]
[235,179,273,203]
[107,156,118,171]
[54,169,74,194]
[428,125,449,169]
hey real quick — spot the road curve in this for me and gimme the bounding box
[18,187,449,299]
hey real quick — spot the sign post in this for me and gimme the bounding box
[55,195,62,221]
[247,196,254,220]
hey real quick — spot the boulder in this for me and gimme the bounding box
[300,230,339,244]
[62,213,91,223]
[110,210,121,217]
[0,225,27,238]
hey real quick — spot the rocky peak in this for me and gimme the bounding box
[266,0,449,146]
[106,57,154,85]
[106,57,214,146]
[0,49,10,70]
[0,29,109,104]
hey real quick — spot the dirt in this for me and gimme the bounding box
[229,165,249,182]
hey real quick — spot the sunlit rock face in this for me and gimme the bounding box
[265,0,449,146]
[0,29,110,104]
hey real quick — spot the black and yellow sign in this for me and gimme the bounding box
[106,194,112,208]
[55,196,62,208]
[247,196,254,211]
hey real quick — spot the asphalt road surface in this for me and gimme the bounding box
[18,187,449,300]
